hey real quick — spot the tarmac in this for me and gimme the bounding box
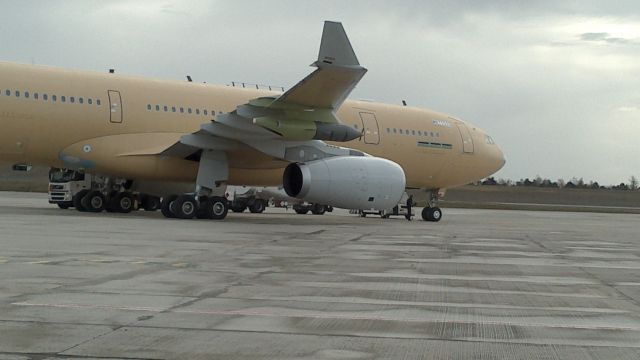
[1,191,640,359]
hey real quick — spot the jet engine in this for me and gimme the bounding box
[283,156,406,210]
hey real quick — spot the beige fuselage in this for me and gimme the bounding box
[0,62,505,190]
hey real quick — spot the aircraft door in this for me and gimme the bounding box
[456,123,474,154]
[359,112,380,145]
[108,90,123,123]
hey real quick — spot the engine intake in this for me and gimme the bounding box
[283,156,406,210]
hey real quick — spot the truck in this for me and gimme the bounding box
[48,168,161,213]
[227,186,332,215]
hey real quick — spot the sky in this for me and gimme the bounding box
[0,0,638,185]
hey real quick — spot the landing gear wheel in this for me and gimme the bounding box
[110,192,135,213]
[209,196,228,220]
[249,200,266,213]
[174,195,198,219]
[311,203,326,215]
[161,195,178,218]
[81,191,106,213]
[141,195,161,211]
[196,197,213,219]
[422,207,442,222]
[73,189,89,212]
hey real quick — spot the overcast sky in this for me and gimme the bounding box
[1,1,638,185]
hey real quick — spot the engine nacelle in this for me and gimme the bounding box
[283,156,406,210]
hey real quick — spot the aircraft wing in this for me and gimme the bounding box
[274,21,367,110]
[163,21,369,165]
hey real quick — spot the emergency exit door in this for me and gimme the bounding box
[359,112,380,145]
[456,123,474,153]
[108,90,123,123]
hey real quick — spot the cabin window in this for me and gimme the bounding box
[43,94,48,101]
[204,110,208,116]
[87,98,92,104]
[96,99,101,106]
[147,104,152,110]
[24,91,30,98]
[386,128,390,133]
[412,130,416,135]
[196,109,200,115]
[393,128,397,134]
[172,106,176,112]
[70,97,75,103]
[155,105,160,111]
[188,108,192,114]
[5,90,9,96]
[52,95,57,102]
[34,93,39,100]
[79,97,84,104]
[61,96,66,103]
[164,105,168,112]
[15,91,20,97]
[180,107,184,113]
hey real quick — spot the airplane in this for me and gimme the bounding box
[0,21,505,222]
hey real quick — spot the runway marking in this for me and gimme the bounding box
[348,272,600,285]
[27,260,53,264]
[170,308,640,332]
[13,301,637,332]
[11,301,166,312]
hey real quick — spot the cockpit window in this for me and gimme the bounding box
[485,135,496,145]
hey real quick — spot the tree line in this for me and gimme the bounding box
[476,175,639,190]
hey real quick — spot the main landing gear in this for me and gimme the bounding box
[421,189,443,222]
[160,195,229,220]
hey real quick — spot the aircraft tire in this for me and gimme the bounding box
[81,191,106,213]
[161,195,178,218]
[294,208,308,215]
[209,196,229,220]
[141,195,161,211]
[73,190,90,212]
[173,195,197,219]
[249,199,266,213]
[422,207,443,222]
[195,197,214,219]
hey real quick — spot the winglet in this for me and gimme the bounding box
[316,21,360,67]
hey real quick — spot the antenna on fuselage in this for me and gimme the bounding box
[109,69,115,74]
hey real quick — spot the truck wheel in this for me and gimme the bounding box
[174,195,197,219]
[231,203,246,213]
[57,203,70,210]
[161,195,178,218]
[249,199,266,213]
[311,203,326,215]
[73,190,89,212]
[81,191,106,213]
[111,192,135,213]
